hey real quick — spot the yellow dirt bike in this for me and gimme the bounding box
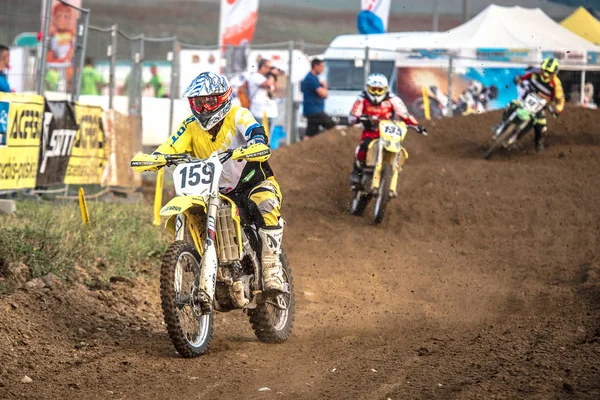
[131,143,294,358]
[349,117,427,224]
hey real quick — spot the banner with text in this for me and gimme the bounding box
[0,93,45,190]
[64,103,106,185]
[36,100,78,186]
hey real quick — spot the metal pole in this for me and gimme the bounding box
[129,35,144,116]
[225,45,233,79]
[447,53,454,117]
[580,69,586,105]
[168,38,178,139]
[108,24,118,110]
[432,0,440,32]
[462,0,469,23]
[285,40,294,146]
[36,0,52,95]
[364,46,371,85]
[73,9,90,101]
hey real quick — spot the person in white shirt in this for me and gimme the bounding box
[247,59,276,127]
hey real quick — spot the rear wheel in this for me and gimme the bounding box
[249,252,295,343]
[160,241,214,358]
[373,164,393,224]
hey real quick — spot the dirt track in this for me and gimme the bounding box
[1,108,599,399]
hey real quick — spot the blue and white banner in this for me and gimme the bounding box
[475,48,532,63]
[357,0,391,34]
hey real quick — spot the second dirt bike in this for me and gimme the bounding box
[349,117,427,224]
[131,144,294,358]
[484,87,551,160]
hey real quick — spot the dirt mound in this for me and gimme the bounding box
[1,108,599,399]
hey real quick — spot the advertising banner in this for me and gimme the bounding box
[0,93,45,190]
[396,66,526,119]
[42,0,82,92]
[36,100,78,186]
[475,48,532,63]
[43,0,81,66]
[542,50,586,64]
[587,51,600,65]
[64,103,106,185]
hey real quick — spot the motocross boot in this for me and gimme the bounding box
[350,160,364,190]
[534,124,546,153]
[535,140,545,153]
[259,225,285,294]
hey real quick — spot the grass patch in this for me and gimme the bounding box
[0,200,170,292]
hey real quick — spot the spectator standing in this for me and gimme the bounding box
[230,70,250,108]
[247,59,276,127]
[0,45,11,93]
[147,65,166,98]
[265,66,282,132]
[45,68,60,91]
[80,56,107,95]
[301,58,335,139]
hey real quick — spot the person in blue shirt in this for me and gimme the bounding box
[0,45,11,93]
[300,58,335,139]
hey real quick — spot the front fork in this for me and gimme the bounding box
[372,147,406,194]
[198,195,220,310]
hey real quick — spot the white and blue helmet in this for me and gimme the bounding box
[365,73,389,105]
[183,72,233,131]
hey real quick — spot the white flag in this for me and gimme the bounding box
[361,0,391,31]
[219,0,260,48]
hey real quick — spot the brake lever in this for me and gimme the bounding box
[219,149,234,163]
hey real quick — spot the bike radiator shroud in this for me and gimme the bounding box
[216,203,241,263]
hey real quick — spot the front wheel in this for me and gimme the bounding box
[349,190,369,216]
[160,241,214,358]
[249,252,295,343]
[483,123,520,160]
[373,164,393,224]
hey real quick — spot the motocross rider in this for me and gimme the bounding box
[463,80,498,113]
[349,73,422,189]
[153,72,285,295]
[506,57,565,152]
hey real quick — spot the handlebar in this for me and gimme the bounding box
[155,150,233,166]
[357,116,427,135]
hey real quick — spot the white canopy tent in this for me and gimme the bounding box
[324,5,600,69]
[396,5,600,70]
[425,5,599,52]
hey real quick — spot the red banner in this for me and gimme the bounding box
[219,0,260,49]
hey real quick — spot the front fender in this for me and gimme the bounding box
[161,196,207,236]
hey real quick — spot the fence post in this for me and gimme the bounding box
[72,8,90,102]
[108,24,118,110]
[36,0,52,96]
[580,69,586,106]
[364,46,371,85]
[225,44,233,79]
[129,35,144,117]
[447,53,454,117]
[285,40,294,146]
[168,38,179,139]
[432,0,440,31]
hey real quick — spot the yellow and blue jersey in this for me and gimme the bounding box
[155,105,273,193]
